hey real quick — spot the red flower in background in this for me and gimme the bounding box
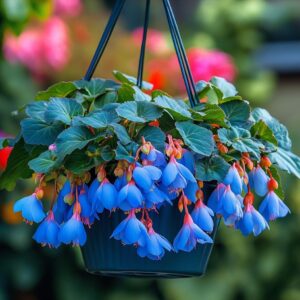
[3,17,70,77]
[0,147,13,171]
[54,0,83,17]
[187,48,236,83]
[132,28,170,55]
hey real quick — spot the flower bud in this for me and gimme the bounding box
[268,177,278,191]
[141,143,151,155]
[35,188,44,200]
[217,143,228,154]
[243,191,254,206]
[260,156,272,168]
[64,193,74,205]
[196,189,204,201]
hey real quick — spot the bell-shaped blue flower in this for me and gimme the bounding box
[94,178,118,211]
[207,183,226,213]
[248,166,269,197]
[14,193,46,223]
[33,211,60,248]
[177,150,195,173]
[141,148,166,168]
[220,185,243,223]
[173,214,213,252]
[259,191,290,221]
[117,180,144,211]
[162,157,196,190]
[111,211,147,245]
[133,165,162,192]
[58,212,87,246]
[137,227,172,260]
[184,181,198,203]
[114,174,128,191]
[191,200,214,233]
[223,164,243,195]
[236,204,269,236]
[143,185,171,208]
[79,189,92,218]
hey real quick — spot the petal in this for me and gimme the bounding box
[124,217,143,244]
[253,166,269,197]
[173,225,190,252]
[144,165,162,181]
[184,181,198,203]
[222,187,238,215]
[191,223,213,243]
[110,217,128,240]
[156,234,172,251]
[133,167,153,191]
[176,162,196,183]
[97,182,118,210]
[251,209,269,236]
[162,162,178,186]
[147,234,162,257]
[207,183,226,212]
[79,193,92,217]
[191,206,214,232]
[127,185,144,208]
[178,150,195,173]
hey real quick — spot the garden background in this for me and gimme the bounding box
[0,0,299,299]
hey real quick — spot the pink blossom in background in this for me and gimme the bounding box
[54,0,82,17]
[132,28,170,55]
[187,48,236,83]
[3,17,70,76]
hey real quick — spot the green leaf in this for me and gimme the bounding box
[21,118,64,146]
[194,104,227,127]
[0,139,45,191]
[115,142,138,163]
[220,100,250,126]
[137,126,166,152]
[154,95,192,121]
[250,120,278,146]
[252,108,291,151]
[210,77,238,99]
[93,91,118,109]
[110,123,131,145]
[56,126,101,160]
[176,122,214,156]
[113,70,153,90]
[64,150,94,174]
[116,101,163,123]
[74,78,117,98]
[118,84,151,102]
[72,109,119,129]
[100,145,115,161]
[269,148,300,179]
[25,101,48,120]
[35,82,77,101]
[28,151,59,173]
[44,98,84,125]
[195,155,230,182]
[218,127,264,159]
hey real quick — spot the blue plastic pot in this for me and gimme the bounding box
[81,183,219,278]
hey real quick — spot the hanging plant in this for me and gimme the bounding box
[1,0,299,278]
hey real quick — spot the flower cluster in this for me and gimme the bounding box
[13,137,215,259]
[208,154,290,236]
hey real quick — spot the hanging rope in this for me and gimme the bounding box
[137,0,151,88]
[84,0,126,81]
[162,0,198,107]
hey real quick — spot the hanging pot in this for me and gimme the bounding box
[81,182,219,278]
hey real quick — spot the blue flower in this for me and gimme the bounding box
[133,165,162,191]
[162,158,196,190]
[94,178,118,211]
[191,200,214,233]
[223,164,243,195]
[137,227,172,260]
[110,211,147,245]
[207,183,226,213]
[14,193,46,223]
[173,214,213,252]
[79,189,92,218]
[177,150,195,173]
[248,166,269,197]
[259,191,290,221]
[58,212,87,246]
[236,204,269,236]
[184,181,198,203]
[141,149,166,168]
[33,211,60,248]
[117,181,144,211]
[143,185,171,208]
[114,174,128,191]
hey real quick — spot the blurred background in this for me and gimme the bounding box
[0,0,300,299]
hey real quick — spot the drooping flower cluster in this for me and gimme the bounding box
[208,154,290,236]
[13,137,216,259]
